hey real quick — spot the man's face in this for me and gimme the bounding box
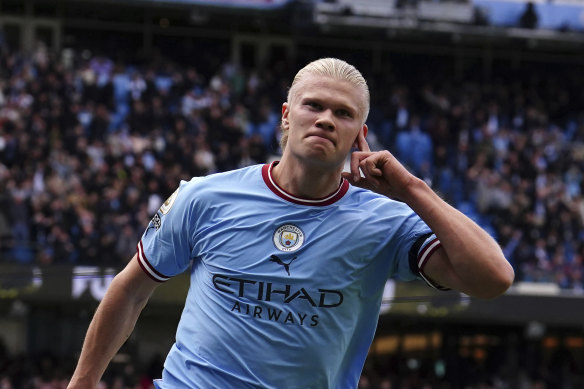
[281,74,368,169]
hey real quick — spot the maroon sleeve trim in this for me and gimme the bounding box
[136,240,170,283]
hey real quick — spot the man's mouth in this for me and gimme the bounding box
[306,134,335,146]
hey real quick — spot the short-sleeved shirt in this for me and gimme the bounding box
[139,162,442,389]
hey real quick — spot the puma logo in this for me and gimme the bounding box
[269,254,298,276]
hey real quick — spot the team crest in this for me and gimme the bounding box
[273,224,304,252]
[160,188,179,214]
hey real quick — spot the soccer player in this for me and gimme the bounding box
[68,58,514,388]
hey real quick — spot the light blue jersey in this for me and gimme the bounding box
[138,162,442,389]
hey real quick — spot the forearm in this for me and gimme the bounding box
[68,273,152,388]
[405,177,514,298]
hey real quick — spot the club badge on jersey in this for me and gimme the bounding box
[273,224,304,252]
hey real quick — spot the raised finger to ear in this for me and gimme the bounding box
[356,128,370,153]
[350,152,363,182]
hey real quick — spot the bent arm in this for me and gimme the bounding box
[346,149,514,299]
[68,254,160,388]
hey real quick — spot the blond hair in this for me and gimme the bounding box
[280,58,370,151]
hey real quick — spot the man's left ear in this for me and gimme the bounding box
[362,124,368,139]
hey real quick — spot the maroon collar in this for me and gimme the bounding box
[261,161,349,206]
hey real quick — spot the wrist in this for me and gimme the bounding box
[396,175,427,203]
[400,176,436,210]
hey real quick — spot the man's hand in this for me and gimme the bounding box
[342,150,419,202]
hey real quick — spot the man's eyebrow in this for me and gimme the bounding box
[300,95,319,102]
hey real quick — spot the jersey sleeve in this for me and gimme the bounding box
[407,233,449,290]
[136,178,203,282]
[388,207,448,291]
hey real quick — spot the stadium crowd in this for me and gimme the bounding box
[0,44,282,268]
[2,43,584,290]
[1,41,584,387]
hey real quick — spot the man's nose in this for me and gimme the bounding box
[315,110,335,130]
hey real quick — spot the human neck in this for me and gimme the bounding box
[271,156,344,200]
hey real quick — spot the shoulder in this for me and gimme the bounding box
[182,165,262,190]
[205,164,263,182]
[344,185,414,216]
[177,165,263,203]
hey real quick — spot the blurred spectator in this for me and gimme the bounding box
[519,1,539,29]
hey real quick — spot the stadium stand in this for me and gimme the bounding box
[1,0,584,387]
[1,44,584,388]
[2,41,584,291]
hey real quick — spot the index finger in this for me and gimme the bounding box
[356,129,370,153]
[349,151,371,182]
